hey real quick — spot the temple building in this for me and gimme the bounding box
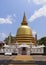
[3,13,44,55]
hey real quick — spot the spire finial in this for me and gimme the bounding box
[8,32,11,45]
[21,13,28,25]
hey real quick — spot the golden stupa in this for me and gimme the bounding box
[15,13,36,45]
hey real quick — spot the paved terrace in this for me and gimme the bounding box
[0,55,46,65]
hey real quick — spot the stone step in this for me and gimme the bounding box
[12,55,33,61]
[9,64,37,65]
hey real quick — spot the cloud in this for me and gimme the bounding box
[2,33,7,37]
[28,0,31,3]
[33,0,46,5]
[0,15,13,24]
[0,33,7,40]
[32,30,37,37]
[13,14,16,17]
[32,30,37,35]
[29,5,46,22]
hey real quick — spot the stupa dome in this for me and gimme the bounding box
[17,25,32,36]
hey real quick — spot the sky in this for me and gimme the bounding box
[0,0,46,41]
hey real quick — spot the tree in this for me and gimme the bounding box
[37,37,46,46]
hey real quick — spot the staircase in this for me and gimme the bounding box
[9,61,37,65]
[9,55,37,65]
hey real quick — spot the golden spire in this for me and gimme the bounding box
[21,13,28,25]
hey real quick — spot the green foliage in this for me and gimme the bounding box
[37,37,46,46]
[4,35,15,45]
[4,37,8,45]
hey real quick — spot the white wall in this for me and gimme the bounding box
[31,47,44,53]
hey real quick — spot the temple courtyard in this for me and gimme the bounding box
[0,55,46,65]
